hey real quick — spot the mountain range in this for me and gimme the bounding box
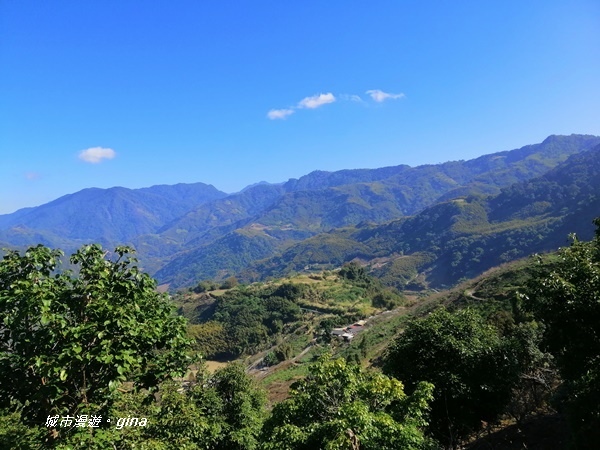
[1,134,599,289]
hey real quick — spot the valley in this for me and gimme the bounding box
[2,134,599,291]
[4,2,599,447]
[2,134,600,449]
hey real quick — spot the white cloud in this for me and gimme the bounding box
[297,92,336,109]
[366,89,405,102]
[78,147,116,164]
[269,88,403,120]
[267,108,295,120]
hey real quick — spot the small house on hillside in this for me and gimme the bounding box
[331,321,366,342]
[340,332,354,342]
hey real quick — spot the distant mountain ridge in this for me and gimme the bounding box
[1,134,599,288]
[154,134,600,247]
[243,141,600,289]
[0,182,226,246]
[153,134,600,286]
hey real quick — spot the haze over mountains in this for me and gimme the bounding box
[2,134,599,289]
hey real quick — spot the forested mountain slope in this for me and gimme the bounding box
[242,142,600,289]
[1,135,599,287]
[156,134,600,244]
[154,135,600,286]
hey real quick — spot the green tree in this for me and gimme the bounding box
[209,363,266,449]
[339,262,372,286]
[146,364,266,450]
[193,279,219,293]
[220,276,239,290]
[271,283,306,301]
[520,221,600,447]
[0,244,190,442]
[261,355,435,450]
[188,321,230,358]
[383,308,521,448]
[263,351,279,367]
[371,290,403,310]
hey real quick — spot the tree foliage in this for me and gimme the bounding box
[203,285,302,358]
[520,220,600,446]
[262,355,435,450]
[0,244,190,433]
[187,321,229,358]
[383,308,522,448]
[1,359,266,449]
[144,363,266,450]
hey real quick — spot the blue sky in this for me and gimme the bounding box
[1,1,599,214]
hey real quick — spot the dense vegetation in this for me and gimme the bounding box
[262,355,436,450]
[518,220,600,447]
[383,308,541,448]
[2,222,600,448]
[0,245,191,446]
